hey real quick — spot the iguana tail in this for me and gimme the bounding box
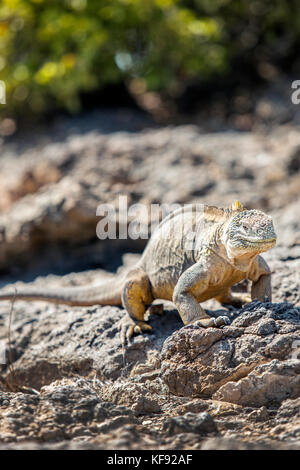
[0,274,125,306]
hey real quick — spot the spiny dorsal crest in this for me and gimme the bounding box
[204,201,246,223]
[231,200,245,211]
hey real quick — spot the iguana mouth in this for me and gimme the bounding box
[240,237,276,245]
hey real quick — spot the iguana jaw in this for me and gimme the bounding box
[221,208,277,269]
[223,238,275,272]
[231,237,276,250]
[239,236,276,244]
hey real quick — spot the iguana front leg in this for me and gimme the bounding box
[173,263,229,328]
[249,255,272,302]
[251,273,271,302]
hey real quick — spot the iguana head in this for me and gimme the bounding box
[223,204,277,260]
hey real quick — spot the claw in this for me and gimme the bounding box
[117,315,152,346]
[192,315,230,329]
[214,315,230,326]
[126,325,135,345]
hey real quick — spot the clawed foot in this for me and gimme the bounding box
[118,315,152,345]
[214,315,231,326]
[193,315,230,328]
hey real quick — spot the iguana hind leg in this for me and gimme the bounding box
[118,268,153,344]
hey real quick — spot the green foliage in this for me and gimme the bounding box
[0,0,299,119]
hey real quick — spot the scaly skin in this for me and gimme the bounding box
[0,201,277,344]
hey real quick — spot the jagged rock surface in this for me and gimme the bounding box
[0,111,299,449]
[161,304,300,403]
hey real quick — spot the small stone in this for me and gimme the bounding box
[163,412,217,435]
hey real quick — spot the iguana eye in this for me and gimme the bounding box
[242,224,249,231]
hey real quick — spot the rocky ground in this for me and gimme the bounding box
[0,106,299,450]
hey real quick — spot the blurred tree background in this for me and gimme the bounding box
[0,0,299,123]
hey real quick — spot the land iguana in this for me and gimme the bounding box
[0,201,277,343]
